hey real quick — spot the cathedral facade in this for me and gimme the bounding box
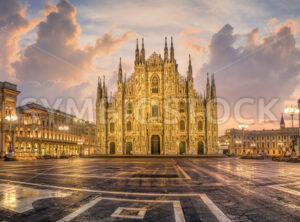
[96,38,218,155]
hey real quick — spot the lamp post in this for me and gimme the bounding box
[5,115,18,157]
[59,125,69,157]
[238,124,248,155]
[284,105,299,156]
[284,105,299,128]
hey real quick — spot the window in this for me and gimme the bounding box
[152,105,159,117]
[110,122,114,133]
[127,121,131,131]
[179,101,185,113]
[198,121,203,131]
[127,102,132,114]
[152,77,159,93]
[180,120,185,131]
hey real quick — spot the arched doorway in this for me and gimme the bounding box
[151,135,160,154]
[179,142,186,154]
[110,142,116,154]
[198,141,204,154]
[126,142,132,154]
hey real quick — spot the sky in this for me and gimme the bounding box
[0,0,300,135]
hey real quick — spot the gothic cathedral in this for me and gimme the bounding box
[96,38,218,155]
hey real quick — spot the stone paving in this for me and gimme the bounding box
[0,157,299,221]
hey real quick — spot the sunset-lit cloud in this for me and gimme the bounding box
[14,0,136,87]
[0,0,41,81]
[201,20,300,132]
[0,0,299,133]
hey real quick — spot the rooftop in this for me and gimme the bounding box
[0,81,18,91]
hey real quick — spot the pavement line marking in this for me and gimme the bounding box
[111,207,147,219]
[102,197,176,203]
[57,197,102,222]
[173,201,186,222]
[199,194,231,222]
[0,178,200,196]
[269,185,300,197]
[101,197,185,222]
[0,172,186,180]
[176,165,191,180]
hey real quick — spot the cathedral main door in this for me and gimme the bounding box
[126,142,132,155]
[151,135,160,154]
[110,142,115,154]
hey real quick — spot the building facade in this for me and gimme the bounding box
[96,38,218,155]
[226,114,299,156]
[0,81,97,159]
[0,82,20,157]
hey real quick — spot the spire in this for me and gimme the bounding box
[140,38,145,64]
[280,113,285,129]
[188,54,193,81]
[135,39,139,65]
[170,36,175,63]
[206,73,211,100]
[103,75,107,99]
[164,37,168,63]
[118,57,122,83]
[97,76,102,100]
[211,73,216,98]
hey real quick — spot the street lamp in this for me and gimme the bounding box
[238,124,248,155]
[5,115,18,156]
[284,105,299,128]
[59,125,69,157]
[284,105,299,156]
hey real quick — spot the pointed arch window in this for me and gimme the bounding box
[180,120,185,131]
[198,121,203,131]
[127,121,132,131]
[152,105,159,117]
[179,101,185,113]
[127,102,132,114]
[152,77,159,93]
[110,122,114,133]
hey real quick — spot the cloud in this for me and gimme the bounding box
[13,0,136,96]
[201,20,300,127]
[180,27,201,36]
[179,27,205,55]
[0,0,41,81]
[268,17,278,25]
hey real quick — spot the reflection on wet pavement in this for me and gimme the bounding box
[0,184,70,213]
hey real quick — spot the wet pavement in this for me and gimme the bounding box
[0,157,299,222]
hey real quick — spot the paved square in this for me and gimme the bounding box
[0,158,299,221]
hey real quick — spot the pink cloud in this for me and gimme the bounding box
[13,0,136,87]
[201,20,300,133]
[0,0,41,81]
